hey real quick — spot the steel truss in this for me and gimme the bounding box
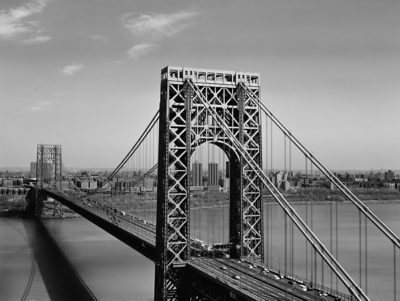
[36,144,63,217]
[155,69,263,300]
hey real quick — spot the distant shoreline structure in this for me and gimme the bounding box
[1,166,399,174]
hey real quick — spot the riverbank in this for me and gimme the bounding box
[0,194,80,218]
[263,198,400,205]
[3,189,399,216]
[263,187,400,203]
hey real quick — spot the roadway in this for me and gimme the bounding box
[189,258,338,301]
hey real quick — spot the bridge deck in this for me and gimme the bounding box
[42,189,345,301]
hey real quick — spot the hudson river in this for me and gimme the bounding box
[1,202,399,301]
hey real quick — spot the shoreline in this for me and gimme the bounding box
[191,198,400,209]
[263,199,400,205]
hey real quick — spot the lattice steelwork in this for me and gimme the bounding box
[155,66,263,300]
[36,144,62,216]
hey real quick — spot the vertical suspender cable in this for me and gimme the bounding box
[359,209,362,289]
[394,244,397,301]
[266,113,269,172]
[154,122,157,222]
[269,118,273,267]
[284,135,287,172]
[365,214,368,294]
[269,196,272,267]
[330,201,333,290]
[270,120,273,173]
[265,115,269,266]
[291,217,294,277]
[306,198,309,280]
[145,135,147,222]
[199,131,203,241]
[336,199,339,292]
[305,156,308,179]
[207,139,210,245]
[140,139,143,220]
[195,104,199,241]
[314,248,318,289]
[223,136,226,245]
[289,138,292,276]
[311,179,314,284]
[284,212,288,299]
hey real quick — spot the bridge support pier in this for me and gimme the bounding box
[35,189,45,217]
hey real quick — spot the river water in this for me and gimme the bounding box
[0,202,399,301]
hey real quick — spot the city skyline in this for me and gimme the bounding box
[1,0,399,170]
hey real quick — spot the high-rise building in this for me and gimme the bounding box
[208,162,219,187]
[225,161,230,178]
[192,161,203,186]
[223,161,230,191]
[385,170,395,182]
[30,162,36,178]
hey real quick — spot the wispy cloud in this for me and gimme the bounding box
[0,0,50,44]
[127,43,157,60]
[90,34,107,42]
[29,100,52,112]
[121,9,198,60]
[19,34,50,44]
[61,64,84,76]
[122,10,197,38]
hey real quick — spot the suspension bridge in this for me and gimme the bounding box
[33,66,399,301]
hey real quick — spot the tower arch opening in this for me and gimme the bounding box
[189,141,240,258]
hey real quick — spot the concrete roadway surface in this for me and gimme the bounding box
[190,257,340,301]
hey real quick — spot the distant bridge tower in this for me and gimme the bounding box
[155,66,263,300]
[35,144,63,217]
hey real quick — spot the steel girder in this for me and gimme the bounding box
[155,74,263,300]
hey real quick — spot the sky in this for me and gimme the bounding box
[0,0,399,170]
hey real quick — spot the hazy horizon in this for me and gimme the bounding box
[1,166,399,175]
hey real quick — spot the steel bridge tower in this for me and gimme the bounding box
[155,66,263,300]
[35,144,63,217]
